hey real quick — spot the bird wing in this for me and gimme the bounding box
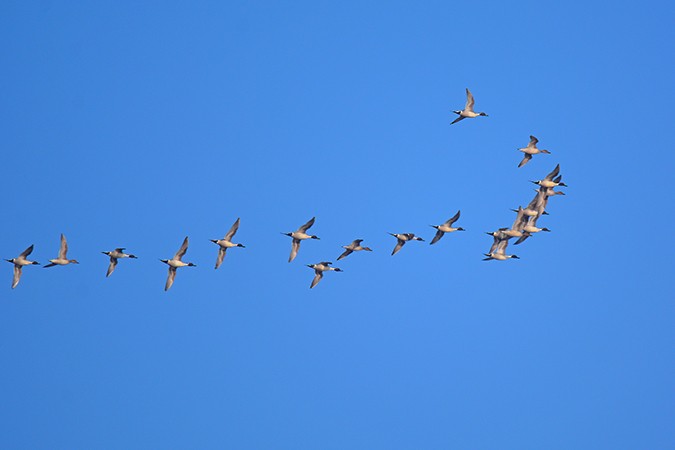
[544,164,560,181]
[518,154,532,168]
[488,235,502,254]
[12,265,21,289]
[496,239,509,255]
[430,229,445,245]
[337,249,353,261]
[298,217,315,233]
[451,115,465,125]
[58,234,68,259]
[106,257,118,277]
[165,267,177,291]
[289,239,301,262]
[310,270,323,289]
[445,210,461,226]
[352,239,363,246]
[514,233,531,245]
[174,236,189,261]
[114,247,126,253]
[526,190,544,211]
[511,208,526,231]
[224,218,240,241]
[19,245,34,258]
[528,135,538,147]
[215,247,226,269]
[465,88,475,111]
[391,239,405,255]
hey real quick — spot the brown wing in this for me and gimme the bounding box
[106,257,118,277]
[465,88,475,111]
[430,230,445,245]
[12,265,22,289]
[445,210,461,226]
[391,239,405,256]
[58,234,68,259]
[289,239,301,262]
[174,236,189,261]
[544,164,560,181]
[528,135,538,147]
[215,247,227,269]
[19,245,34,258]
[337,249,353,261]
[310,270,323,289]
[224,218,240,241]
[298,217,315,233]
[165,267,177,291]
[518,154,532,168]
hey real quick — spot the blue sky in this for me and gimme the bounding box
[1,1,674,448]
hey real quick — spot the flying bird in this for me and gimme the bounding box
[307,262,342,289]
[44,234,79,268]
[515,215,551,245]
[517,135,551,168]
[337,239,373,261]
[430,210,465,245]
[160,236,196,291]
[102,248,137,277]
[211,218,245,269]
[389,233,424,256]
[451,88,488,125]
[530,164,568,188]
[282,217,320,262]
[5,244,40,289]
[483,239,520,261]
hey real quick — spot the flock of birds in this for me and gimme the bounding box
[6,88,566,291]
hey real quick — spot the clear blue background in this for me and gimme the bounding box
[1,1,674,448]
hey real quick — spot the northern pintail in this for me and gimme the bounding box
[483,239,519,261]
[337,239,372,261]
[430,210,464,245]
[5,244,39,289]
[307,262,342,289]
[211,218,245,269]
[389,233,424,256]
[514,215,551,245]
[283,217,319,262]
[102,248,137,277]
[518,135,551,168]
[531,164,567,188]
[451,88,488,125]
[160,236,196,291]
[44,234,79,268]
